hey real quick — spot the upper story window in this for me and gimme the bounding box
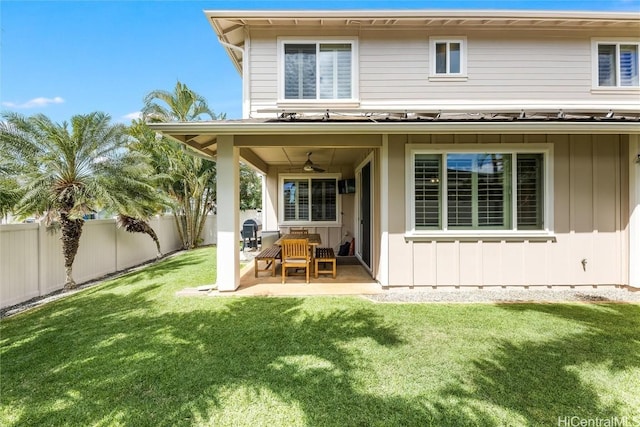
[593,39,639,89]
[408,145,552,235]
[429,37,467,80]
[279,38,358,102]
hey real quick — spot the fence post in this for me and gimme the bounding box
[37,221,45,297]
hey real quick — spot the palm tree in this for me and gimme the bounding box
[142,81,224,122]
[0,152,25,222]
[129,119,216,249]
[0,112,161,289]
[139,81,260,248]
[138,81,222,249]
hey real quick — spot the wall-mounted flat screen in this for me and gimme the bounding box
[338,178,356,194]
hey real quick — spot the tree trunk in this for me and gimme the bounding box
[183,179,194,249]
[172,211,186,250]
[117,215,162,257]
[60,212,84,290]
[195,188,212,248]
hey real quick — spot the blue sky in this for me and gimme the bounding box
[2,0,639,123]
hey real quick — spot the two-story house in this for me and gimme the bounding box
[150,10,640,292]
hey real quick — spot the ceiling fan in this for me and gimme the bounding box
[303,152,325,172]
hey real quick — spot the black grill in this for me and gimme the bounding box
[242,219,262,249]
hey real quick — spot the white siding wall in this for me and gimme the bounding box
[247,27,637,116]
[359,32,594,102]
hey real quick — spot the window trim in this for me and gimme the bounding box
[429,36,468,81]
[278,173,342,226]
[405,144,554,240]
[591,38,640,91]
[277,37,360,105]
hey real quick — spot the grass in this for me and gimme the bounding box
[1,246,639,427]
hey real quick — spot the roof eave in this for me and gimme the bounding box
[149,120,640,136]
[203,9,640,21]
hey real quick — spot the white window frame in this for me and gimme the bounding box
[278,173,342,226]
[429,36,468,81]
[277,37,359,105]
[591,38,640,91]
[405,144,554,241]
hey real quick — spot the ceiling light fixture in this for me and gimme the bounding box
[303,152,325,172]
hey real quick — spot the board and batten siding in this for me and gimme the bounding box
[246,28,637,116]
[384,133,628,288]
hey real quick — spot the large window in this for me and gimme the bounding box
[411,149,548,232]
[280,39,356,101]
[281,175,338,224]
[593,40,639,88]
[429,37,467,79]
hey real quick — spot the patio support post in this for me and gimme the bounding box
[630,134,640,288]
[378,134,390,286]
[216,135,241,291]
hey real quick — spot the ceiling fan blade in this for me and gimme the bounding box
[303,151,324,172]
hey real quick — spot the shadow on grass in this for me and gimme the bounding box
[439,303,640,425]
[2,290,502,427]
[4,265,639,427]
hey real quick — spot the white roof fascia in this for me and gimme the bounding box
[203,10,639,21]
[148,121,640,136]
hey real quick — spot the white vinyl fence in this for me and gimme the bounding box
[0,211,260,309]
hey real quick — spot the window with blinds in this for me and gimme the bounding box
[283,179,309,221]
[447,155,474,227]
[311,179,337,221]
[413,151,544,231]
[517,154,544,229]
[621,44,639,87]
[282,177,337,223]
[595,41,639,88]
[283,42,353,100]
[414,154,441,229]
[284,45,317,99]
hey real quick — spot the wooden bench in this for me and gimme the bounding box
[314,247,337,279]
[254,246,282,277]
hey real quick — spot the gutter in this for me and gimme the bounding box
[148,120,640,135]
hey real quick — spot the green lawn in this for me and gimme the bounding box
[1,247,639,427]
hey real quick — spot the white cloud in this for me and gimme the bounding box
[122,111,142,121]
[2,96,65,109]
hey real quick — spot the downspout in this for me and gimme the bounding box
[629,134,640,287]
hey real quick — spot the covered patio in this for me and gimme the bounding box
[230,251,381,296]
[149,119,382,292]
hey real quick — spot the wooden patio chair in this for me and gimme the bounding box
[281,238,310,283]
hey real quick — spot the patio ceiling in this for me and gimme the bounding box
[156,125,374,173]
[249,146,369,172]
